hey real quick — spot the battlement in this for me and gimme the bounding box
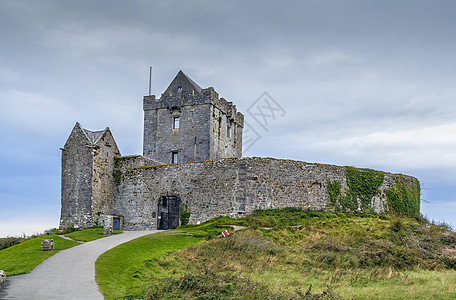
[143,88,243,127]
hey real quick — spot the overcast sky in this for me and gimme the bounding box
[1,0,455,237]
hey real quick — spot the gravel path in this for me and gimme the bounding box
[0,230,160,300]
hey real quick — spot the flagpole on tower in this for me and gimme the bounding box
[148,67,152,96]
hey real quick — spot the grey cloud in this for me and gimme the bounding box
[1,0,456,235]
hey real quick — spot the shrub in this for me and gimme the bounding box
[0,237,26,250]
[179,202,191,226]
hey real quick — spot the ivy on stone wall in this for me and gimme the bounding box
[386,175,420,217]
[326,179,341,208]
[344,166,384,211]
[339,194,357,212]
[326,167,385,212]
[218,116,222,138]
[180,202,191,226]
[113,170,122,185]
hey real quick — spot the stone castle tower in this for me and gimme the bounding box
[143,71,243,163]
[60,123,120,228]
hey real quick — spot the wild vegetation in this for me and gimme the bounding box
[0,236,27,251]
[96,208,456,299]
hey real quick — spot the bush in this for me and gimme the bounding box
[180,202,191,226]
[0,237,25,250]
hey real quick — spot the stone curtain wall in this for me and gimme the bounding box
[112,157,419,230]
[110,155,162,230]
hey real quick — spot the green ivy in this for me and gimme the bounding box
[113,169,122,185]
[386,175,420,217]
[218,116,222,138]
[344,166,384,211]
[325,167,419,217]
[326,179,341,207]
[180,202,191,226]
[339,194,357,212]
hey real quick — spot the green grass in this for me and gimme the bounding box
[0,227,122,277]
[0,235,80,276]
[65,227,122,242]
[339,270,456,299]
[95,209,456,299]
[96,230,206,300]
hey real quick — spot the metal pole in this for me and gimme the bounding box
[149,67,152,96]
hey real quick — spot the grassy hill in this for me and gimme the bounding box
[96,209,456,299]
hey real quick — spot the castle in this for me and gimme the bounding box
[60,71,420,230]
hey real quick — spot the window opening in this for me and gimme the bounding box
[171,151,178,164]
[173,116,180,129]
[227,123,231,139]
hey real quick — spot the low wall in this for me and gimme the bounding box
[112,157,420,230]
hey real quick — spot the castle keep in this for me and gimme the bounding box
[60,71,420,230]
[143,71,243,163]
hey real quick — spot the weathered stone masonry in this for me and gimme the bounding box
[60,70,420,230]
[112,156,419,230]
[60,123,120,228]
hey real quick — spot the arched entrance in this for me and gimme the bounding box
[157,195,181,229]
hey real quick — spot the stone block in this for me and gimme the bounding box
[0,270,6,285]
[103,225,113,235]
[41,239,54,251]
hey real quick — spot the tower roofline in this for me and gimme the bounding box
[163,70,202,96]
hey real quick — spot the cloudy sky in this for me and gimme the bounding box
[1,0,455,237]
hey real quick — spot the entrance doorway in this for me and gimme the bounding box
[113,217,121,230]
[157,195,181,230]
